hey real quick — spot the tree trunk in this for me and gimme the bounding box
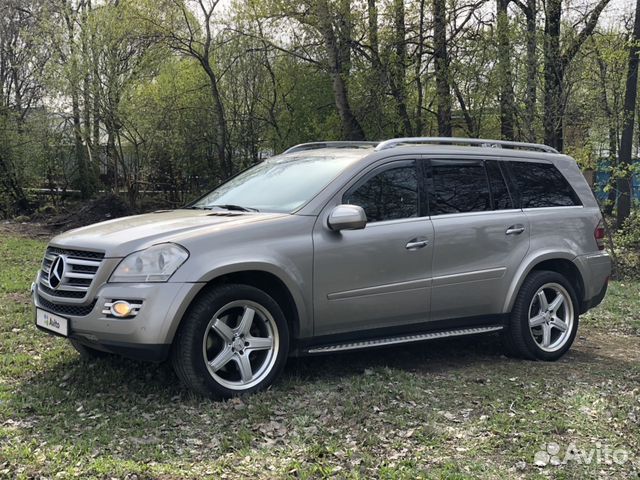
[596,55,618,215]
[63,3,91,199]
[544,0,612,151]
[414,0,427,135]
[0,152,29,212]
[81,0,98,197]
[201,60,232,178]
[453,81,476,136]
[616,0,640,228]
[605,125,618,215]
[366,0,385,137]
[523,0,537,142]
[433,0,452,137]
[317,0,365,140]
[497,0,515,140]
[389,0,412,136]
[543,0,563,151]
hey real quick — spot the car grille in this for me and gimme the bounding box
[37,294,97,317]
[39,247,105,300]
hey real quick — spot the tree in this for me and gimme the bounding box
[513,0,537,142]
[0,0,48,212]
[138,0,234,177]
[543,0,612,152]
[496,0,515,140]
[616,0,640,227]
[433,0,452,137]
[314,0,365,140]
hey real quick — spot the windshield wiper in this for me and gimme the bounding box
[208,204,259,212]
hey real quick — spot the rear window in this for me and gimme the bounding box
[486,160,514,210]
[509,161,581,208]
[428,160,491,215]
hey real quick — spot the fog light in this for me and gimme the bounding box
[112,301,132,317]
[102,300,142,318]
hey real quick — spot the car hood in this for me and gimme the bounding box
[49,209,288,257]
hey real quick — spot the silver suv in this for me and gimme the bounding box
[32,137,611,398]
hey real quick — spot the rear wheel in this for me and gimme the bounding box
[502,270,579,361]
[171,284,289,398]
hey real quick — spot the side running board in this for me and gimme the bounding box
[306,325,503,354]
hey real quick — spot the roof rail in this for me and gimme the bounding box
[374,137,559,154]
[284,141,379,154]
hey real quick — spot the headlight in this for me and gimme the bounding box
[109,244,189,283]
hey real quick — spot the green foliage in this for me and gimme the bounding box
[0,0,639,225]
[613,211,640,278]
[617,210,640,250]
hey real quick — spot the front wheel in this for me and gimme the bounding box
[502,270,579,361]
[171,284,289,398]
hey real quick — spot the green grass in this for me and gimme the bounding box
[0,232,639,479]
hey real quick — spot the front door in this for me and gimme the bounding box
[312,159,434,336]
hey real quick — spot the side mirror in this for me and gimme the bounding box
[327,204,367,231]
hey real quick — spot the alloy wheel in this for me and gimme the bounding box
[202,300,279,390]
[528,282,574,353]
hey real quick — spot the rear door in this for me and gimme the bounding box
[426,158,530,321]
[312,158,434,336]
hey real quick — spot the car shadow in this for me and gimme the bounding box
[14,331,624,404]
[9,330,636,467]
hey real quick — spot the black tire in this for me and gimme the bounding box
[171,283,290,399]
[69,339,110,359]
[502,270,579,361]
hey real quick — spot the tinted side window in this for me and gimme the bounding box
[345,164,418,222]
[486,160,514,209]
[509,161,581,208]
[429,160,491,215]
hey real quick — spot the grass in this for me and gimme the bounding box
[0,229,639,479]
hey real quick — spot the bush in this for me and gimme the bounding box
[613,211,640,278]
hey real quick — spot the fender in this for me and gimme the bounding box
[502,250,581,313]
[193,260,310,334]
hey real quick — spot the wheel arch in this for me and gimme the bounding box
[167,266,306,349]
[503,253,585,313]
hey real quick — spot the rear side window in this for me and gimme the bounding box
[428,160,491,215]
[344,163,418,222]
[509,161,581,208]
[486,160,514,209]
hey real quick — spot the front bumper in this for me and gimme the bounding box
[32,280,204,362]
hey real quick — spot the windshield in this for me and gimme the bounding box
[191,154,361,213]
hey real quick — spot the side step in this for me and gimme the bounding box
[306,325,503,354]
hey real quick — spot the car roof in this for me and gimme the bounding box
[279,143,572,166]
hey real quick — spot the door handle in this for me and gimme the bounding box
[505,224,525,235]
[406,238,429,250]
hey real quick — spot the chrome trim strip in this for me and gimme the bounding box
[328,278,431,301]
[65,258,102,267]
[37,287,88,303]
[62,272,95,280]
[432,267,506,287]
[101,300,143,316]
[430,209,524,220]
[307,325,504,354]
[522,206,584,212]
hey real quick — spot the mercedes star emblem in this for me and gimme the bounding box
[48,256,66,289]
